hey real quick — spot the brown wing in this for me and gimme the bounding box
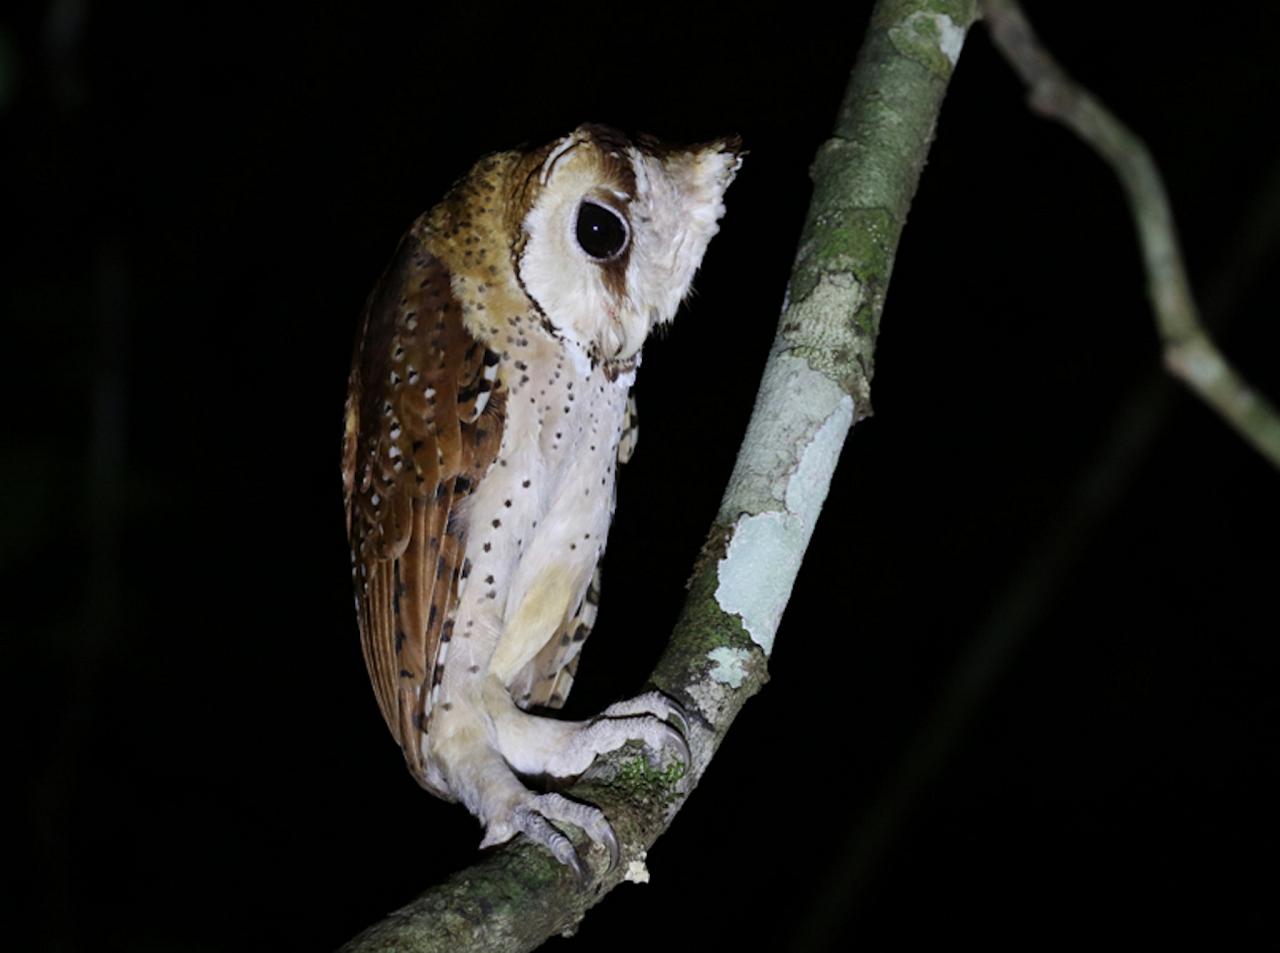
[343,217,504,784]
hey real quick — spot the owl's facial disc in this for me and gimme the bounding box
[517,126,740,371]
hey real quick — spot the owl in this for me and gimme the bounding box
[342,124,741,877]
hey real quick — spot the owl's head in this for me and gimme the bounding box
[512,125,741,370]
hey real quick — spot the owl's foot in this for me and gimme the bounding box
[464,683,690,877]
[492,688,690,780]
[479,790,618,882]
[548,693,691,778]
[601,689,689,738]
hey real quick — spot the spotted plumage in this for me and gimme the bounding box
[343,125,740,875]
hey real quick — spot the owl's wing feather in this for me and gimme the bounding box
[343,219,504,780]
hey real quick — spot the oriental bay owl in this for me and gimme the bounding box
[342,125,740,875]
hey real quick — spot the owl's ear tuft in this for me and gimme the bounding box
[662,140,743,228]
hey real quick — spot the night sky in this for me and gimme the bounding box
[5,2,1279,949]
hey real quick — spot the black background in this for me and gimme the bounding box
[5,2,1278,949]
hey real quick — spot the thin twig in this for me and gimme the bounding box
[982,0,1280,469]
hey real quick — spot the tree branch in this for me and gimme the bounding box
[981,0,1280,469]
[339,1,978,949]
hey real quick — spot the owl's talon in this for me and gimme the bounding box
[665,725,691,773]
[637,718,689,772]
[600,691,691,769]
[513,804,586,881]
[666,706,689,740]
[602,690,690,738]
[596,817,621,872]
[508,792,618,881]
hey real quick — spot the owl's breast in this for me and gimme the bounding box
[474,349,630,685]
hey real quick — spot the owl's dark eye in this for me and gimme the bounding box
[575,201,628,261]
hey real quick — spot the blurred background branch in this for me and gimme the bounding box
[984,0,1280,469]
